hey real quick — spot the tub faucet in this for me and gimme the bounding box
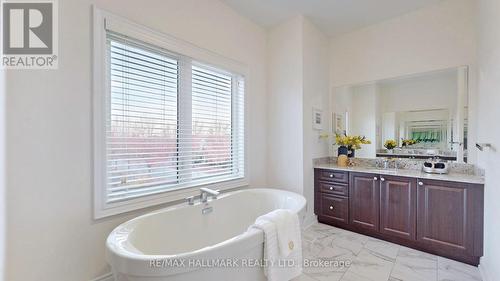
[200,188,220,203]
[186,196,196,205]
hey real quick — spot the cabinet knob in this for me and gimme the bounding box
[418,181,424,186]
[329,174,334,178]
[329,206,334,210]
[373,176,378,181]
[329,186,333,190]
[380,177,385,182]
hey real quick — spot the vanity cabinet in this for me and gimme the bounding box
[314,168,484,265]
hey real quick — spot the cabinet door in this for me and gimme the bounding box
[417,179,476,256]
[349,173,380,232]
[380,176,416,240]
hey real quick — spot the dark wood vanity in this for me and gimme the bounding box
[314,168,484,265]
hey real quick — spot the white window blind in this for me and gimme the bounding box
[188,65,245,185]
[104,32,245,204]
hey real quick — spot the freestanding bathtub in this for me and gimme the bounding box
[106,188,307,281]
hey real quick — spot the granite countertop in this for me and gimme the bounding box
[314,163,485,185]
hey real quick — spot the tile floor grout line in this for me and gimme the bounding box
[386,245,401,281]
[437,256,440,281]
[303,272,321,281]
[436,256,439,281]
[338,251,354,281]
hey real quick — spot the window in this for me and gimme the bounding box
[94,10,246,218]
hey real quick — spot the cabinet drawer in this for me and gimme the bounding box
[320,195,349,224]
[319,181,348,196]
[318,170,348,183]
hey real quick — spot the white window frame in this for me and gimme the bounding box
[93,7,249,219]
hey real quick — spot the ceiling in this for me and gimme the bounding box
[221,0,443,37]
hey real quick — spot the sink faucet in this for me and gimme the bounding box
[200,188,220,203]
[382,158,390,169]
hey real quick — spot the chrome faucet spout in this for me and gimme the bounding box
[200,188,220,203]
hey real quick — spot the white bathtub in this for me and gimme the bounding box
[106,188,307,281]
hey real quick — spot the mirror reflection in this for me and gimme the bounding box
[331,67,469,162]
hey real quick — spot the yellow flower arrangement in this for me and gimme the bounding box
[335,134,371,150]
[384,139,397,150]
[402,139,418,147]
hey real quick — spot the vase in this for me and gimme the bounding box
[338,146,349,156]
[387,149,394,154]
[337,146,349,167]
[347,146,355,158]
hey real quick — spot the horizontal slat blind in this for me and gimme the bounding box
[106,34,179,202]
[104,32,245,204]
[183,65,244,185]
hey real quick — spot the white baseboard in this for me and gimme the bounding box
[90,272,114,281]
[479,257,491,281]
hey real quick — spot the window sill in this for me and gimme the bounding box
[94,178,248,219]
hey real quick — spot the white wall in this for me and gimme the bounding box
[349,84,379,158]
[0,70,5,281]
[5,0,268,280]
[330,86,353,156]
[477,0,500,279]
[330,0,477,87]
[302,18,330,225]
[329,0,478,163]
[267,16,304,194]
[266,15,330,224]
[331,83,380,157]
[331,86,353,120]
[381,112,396,145]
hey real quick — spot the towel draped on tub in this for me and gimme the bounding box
[250,209,303,281]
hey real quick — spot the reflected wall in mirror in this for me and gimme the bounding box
[331,67,469,163]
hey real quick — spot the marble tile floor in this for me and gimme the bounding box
[293,223,483,281]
